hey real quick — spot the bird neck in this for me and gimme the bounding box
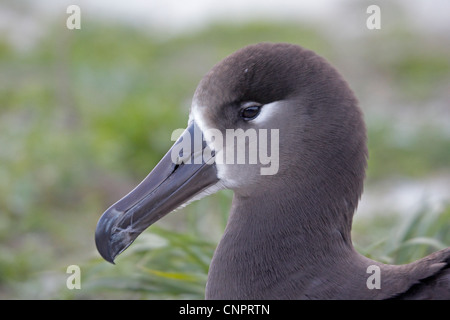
[231,186,356,257]
[206,185,361,299]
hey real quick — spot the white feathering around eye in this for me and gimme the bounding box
[192,100,282,130]
[190,101,238,187]
[190,102,210,134]
[168,103,228,211]
[189,100,284,189]
[250,101,281,125]
[190,102,222,152]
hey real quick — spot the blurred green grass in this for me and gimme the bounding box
[0,16,449,299]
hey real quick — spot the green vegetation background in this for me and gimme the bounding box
[1,10,449,299]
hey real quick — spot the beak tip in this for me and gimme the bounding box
[104,255,116,265]
[95,208,121,264]
[95,205,144,264]
[95,227,116,264]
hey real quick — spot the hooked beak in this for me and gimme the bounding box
[95,121,218,263]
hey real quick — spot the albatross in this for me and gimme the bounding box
[95,42,450,299]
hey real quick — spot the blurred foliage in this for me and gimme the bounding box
[354,204,450,265]
[0,10,449,299]
[367,122,450,180]
[392,53,450,100]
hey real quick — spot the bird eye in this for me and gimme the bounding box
[240,103,262,121]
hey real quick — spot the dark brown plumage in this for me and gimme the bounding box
[95,43,450,299]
